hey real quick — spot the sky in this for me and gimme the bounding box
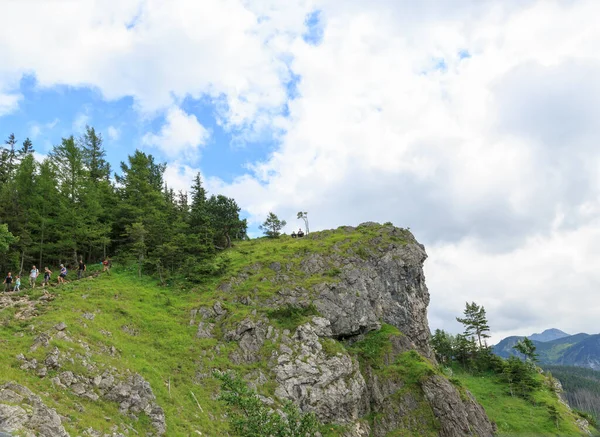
[1,0,600,343]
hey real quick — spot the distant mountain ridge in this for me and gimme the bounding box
[493,328,600,370]
[529,328,570,342]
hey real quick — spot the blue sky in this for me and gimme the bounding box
[0,75,280,186]
[2,0,600,341]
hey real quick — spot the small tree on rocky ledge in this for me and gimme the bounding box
[260,212,287,238]
[215,371,318,437]
[297,211,309,234]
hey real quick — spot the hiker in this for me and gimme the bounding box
[58,264,67,285]
[297,228,304,238]
[3,272,13,292]
[78,259,86,279]
[42,267,51,288]
[14,275,21,292]
[102,258,110,274]
[291,231,297,238]
[29,265,39,288]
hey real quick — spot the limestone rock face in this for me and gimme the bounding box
[422,375,495,437]
[0,382,69,437]
[310,231,432,358]
[273,319,368,423]
[249,224,495,435]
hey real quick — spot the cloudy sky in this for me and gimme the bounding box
[1,0,599,343]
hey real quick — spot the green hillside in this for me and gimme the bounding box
[0,225,596,436]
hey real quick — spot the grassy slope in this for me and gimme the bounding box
[1,270,222,435]
[454,369,595,436]
[0,225,595,436]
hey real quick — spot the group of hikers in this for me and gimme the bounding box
[3,257,112,293]
[291,228,305,238]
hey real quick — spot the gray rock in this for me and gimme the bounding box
[82,312,95,320]
[104,374,166,435]
[54,322,67,331]
[226,319,268,363]
[213,301,226,316]
[0,382,69,437]
[59,371,76,386]
[196,321,215,339]
[422,375,495,437]
[274,321,368,423]
[44,348,60,369]
[30,333,50,351]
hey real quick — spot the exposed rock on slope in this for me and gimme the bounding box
[0,382,68,437]
[201,223,495,436]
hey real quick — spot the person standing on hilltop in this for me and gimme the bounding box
[3,272,13,292]
[78,259,86,279]
[29,265,39,288]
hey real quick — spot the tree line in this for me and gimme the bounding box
[543,365,600,424]
[0,127,247,282]
[432,302,543,400]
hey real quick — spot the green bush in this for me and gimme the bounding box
[215,371,318,437]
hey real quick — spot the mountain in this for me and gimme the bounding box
[493,331,600,370]
[0,223,494,437]
[0,223,592,436]
[530,328,570,342]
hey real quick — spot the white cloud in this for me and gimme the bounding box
[3,0,600,341]
[0,92,21,116]
[0,0,301,130]
[142,107,209,160]
[72,113,90,133]
[208,0,600,339]
[163,161,201,193]
[107,126,120,141]
[29,118,59,139]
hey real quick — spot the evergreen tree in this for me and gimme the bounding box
[0,224,17,254]
[51,136,88,263]
[18,137,34,157]
[206,194,246,248]
[81,126,110,182]
[260,212,287,238]
[456,301,491,349]
[514,338,538,363]
[431,329,454,364]
[116,151,168,264]
[0,133,17,184]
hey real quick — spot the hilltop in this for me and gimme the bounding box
[0,223,594,436]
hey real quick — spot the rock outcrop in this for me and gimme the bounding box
[0,382,68,437]
[218,223,495,436]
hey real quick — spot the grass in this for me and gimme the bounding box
[1,224,592,436]
[349,323,402,369]
[267,304,320,331]
[454,368,592,436]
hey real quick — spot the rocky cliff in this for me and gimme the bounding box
[0,223,496,436]
[194,222,495,436]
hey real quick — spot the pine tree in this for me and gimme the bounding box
[456,301,491,349]
[206,194,246,248]
[81,126,109,183]
[260,212,287,238]
[18,137,34,157]
[513,338,538,363]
